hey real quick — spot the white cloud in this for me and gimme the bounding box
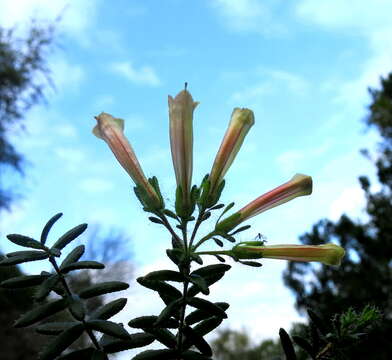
[53,123,78,138]
[111,61,161,87]
[211,0,286,36]
[231,69,310,105]
[296,0,392,33]
[79,178,114,193]
[296,0,392,111]
[54,147,86,171]
[0,0,100,44]
[50,58,85,91]
[277,140,331,175]
[329,185,366,221]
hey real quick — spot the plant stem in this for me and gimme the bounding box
[195,250,231,256]
[158,213,184,246]
[177,263,190,356]
[48,256,102,351]
[192,231,216,251]
[188,209,205,249]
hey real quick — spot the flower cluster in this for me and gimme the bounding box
[93,87,344,266]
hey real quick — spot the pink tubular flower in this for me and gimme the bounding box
[168,89,199,211]
[217,174,312,231]
[232,243,345,266]
[93,112,161,208]
[208,108,254,202]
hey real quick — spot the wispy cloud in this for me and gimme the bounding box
[110,61,161,87]
[231,68,310,104]
[296,0,392,110]
[54,147,86,172]
[210,0,287,36]
[50,58,85,92]
[79,178,114,193]
[0,0,100,45]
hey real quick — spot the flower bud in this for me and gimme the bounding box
[168,89,199,215]
[206,108,254,206]
[232,243,345,266]
[93,112,161,209]
[216,174,312,232]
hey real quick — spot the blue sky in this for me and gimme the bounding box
[1,0,391,352]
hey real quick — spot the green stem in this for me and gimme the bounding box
[177,263,190,355]
[188,209,205,250]
[192,231,216,251]
[49,256,102,351]
[158,213,184,246]
[195,250,231,256]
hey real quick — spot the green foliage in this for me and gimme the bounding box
[0,22,55,211]
[211,328,282,360]
[1,214,132,359]
[279,305,381,360]
[283,72,392,359]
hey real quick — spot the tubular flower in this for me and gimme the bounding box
[232,243,345,266]
[168,89,199,213]
[207,108,254,204]
[217,174,312,232]
[93,112,161,208]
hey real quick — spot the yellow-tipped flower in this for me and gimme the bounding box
[93,112,161,208]
[168,88,199,213]
[233,243,345,266]
[217,174,312,232]
[208,108,254,203]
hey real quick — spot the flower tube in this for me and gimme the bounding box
[232,243,345,266]
[168,88,199,214]
[206,108,254,205]
[217,174,312,232]
[93,112,161,208]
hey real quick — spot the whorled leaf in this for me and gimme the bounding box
[6,234,45,250]
[101,333,155,353]
[87,320,131,340]
[34,274,60,301]
[69,295,85,321]
[143,328,177,348]
[40,213,63,245]
[188,274,209,295]
[79,281,129,299]
[128,316,179,329]
[0,274,50,289]
[185,302,229,325]
[137,278,182,300]
[187,297,227,319]
[0,251,48,266]
[144,270,184,282]
[15,298,69,328]
[60,261,105,273]
[51,223,88,251]
[154,298,183,326]
[182,325,212,356]
[131,349,177,360]
[89,298,128,321]
[193,316,223,337]
[36,322,78,336]
[59,245,85,269]
[279,328,297,360]
[39,323,84,360]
